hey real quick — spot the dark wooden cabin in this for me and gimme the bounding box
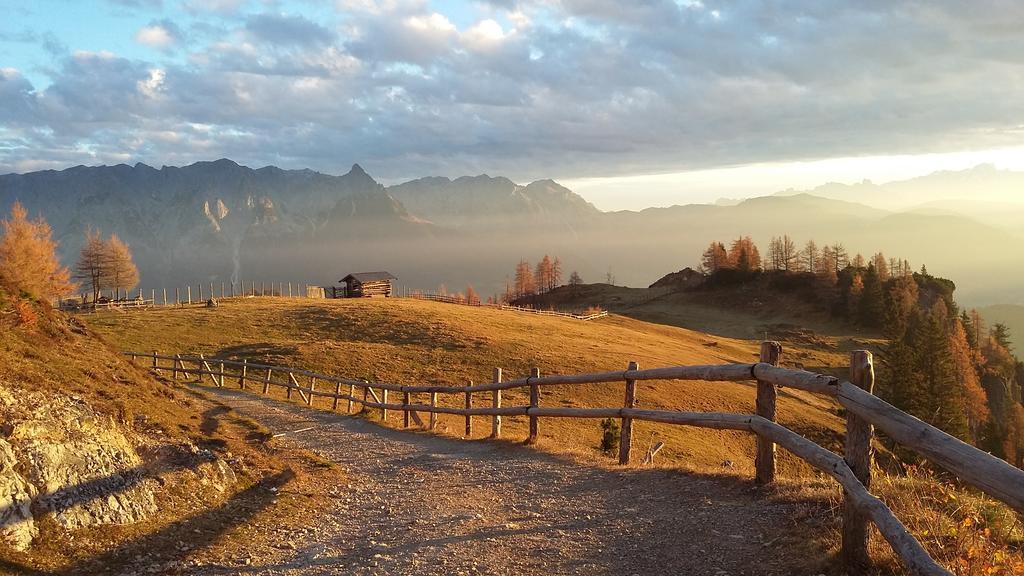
[340,272,397,298]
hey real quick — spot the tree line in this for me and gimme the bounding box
[507,255,566,300]
[697,235,1024,469]
[701,235,912,280]
[882,279,1023,466]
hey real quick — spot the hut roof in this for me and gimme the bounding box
[341,271,397,283]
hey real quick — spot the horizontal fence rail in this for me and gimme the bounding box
[125,345,1024,576]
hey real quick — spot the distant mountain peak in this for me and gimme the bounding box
[348,163,367,176]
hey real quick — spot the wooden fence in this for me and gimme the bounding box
[406,292,608,320]
[59,281,319,311]
[125,344,1024,576]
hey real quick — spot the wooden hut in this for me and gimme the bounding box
[340,272,397,298]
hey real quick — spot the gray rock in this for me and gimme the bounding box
[0,384,158,548]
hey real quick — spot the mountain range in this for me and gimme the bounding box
[1,160,1021,306]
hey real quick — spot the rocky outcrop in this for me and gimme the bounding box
[649,267,705,291]
[0,438,37,550]
[0,385,158,549]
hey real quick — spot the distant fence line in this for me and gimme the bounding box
[123,344,1024,576]
[405,291,608,321]
[57,284,609,321]
[57,281,322,311]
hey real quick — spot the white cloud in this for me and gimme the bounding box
[5,1,1024,186]
[462,19,508,49]
[403,13,456,34]
[135,24,176,49]
[137,68,166,98]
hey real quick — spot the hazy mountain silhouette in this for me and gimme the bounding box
[775,164,1024,233]
[1,160,1021,305]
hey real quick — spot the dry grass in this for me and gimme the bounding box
[84,296,849,475]
[81,296,1024,574]
[873,465,1024,575]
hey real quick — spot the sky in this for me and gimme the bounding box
[2,0,1024,210]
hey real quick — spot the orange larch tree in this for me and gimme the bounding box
[0,202,75,300]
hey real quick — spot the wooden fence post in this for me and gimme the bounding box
[187,285,191,305]
[239,359,247,389]
[218,360,225,387]
[263,368,272,394]
[402,390,411,427]
[619,361,639,465]
[286,371,293,399]
[175,287,180,306]
[348,383,355,413]
[308,377,316,406]
[382,389,389,421]
[209,282,214,301]
[491,369,502,438]
[163,288,167,306]
[843,350,876,573]
[527,367,540,444]
[172,354,180,379]
[430,392,438,430]
[465,382,473,437]
[152,351,160,374]
[755,341,782,485]
[333,381,341,410]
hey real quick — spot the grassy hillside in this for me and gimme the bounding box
[515,281,878,348]
[0,297,341,573]
[85,297,850,476]
[81,296,1024,575]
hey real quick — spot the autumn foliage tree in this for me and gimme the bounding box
[0,202,75,300]
[767,235,797,271]
[513,259,535,298]
[75,230,140,300]
[535,255,553,293]
[726,236,761,272]
[76,228,107,301]
[509,255,565,299]
[465,285,480,305]
[105,234,140,294]
[700,242,728,273]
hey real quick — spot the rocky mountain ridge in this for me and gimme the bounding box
[1,160,1022,305]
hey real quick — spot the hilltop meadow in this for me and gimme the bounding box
[83,296,1024,575]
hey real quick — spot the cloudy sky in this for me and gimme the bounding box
[2,0,1024,209]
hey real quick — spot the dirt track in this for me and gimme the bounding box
[189,387,829,576]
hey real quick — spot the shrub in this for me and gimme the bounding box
[600,418,620,454]
[13,298,38,329]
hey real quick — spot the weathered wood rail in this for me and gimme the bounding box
[126,345,1024,576]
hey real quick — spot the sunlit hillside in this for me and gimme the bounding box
[84,297,848,475]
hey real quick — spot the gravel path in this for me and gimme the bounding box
[192,387,823,576]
